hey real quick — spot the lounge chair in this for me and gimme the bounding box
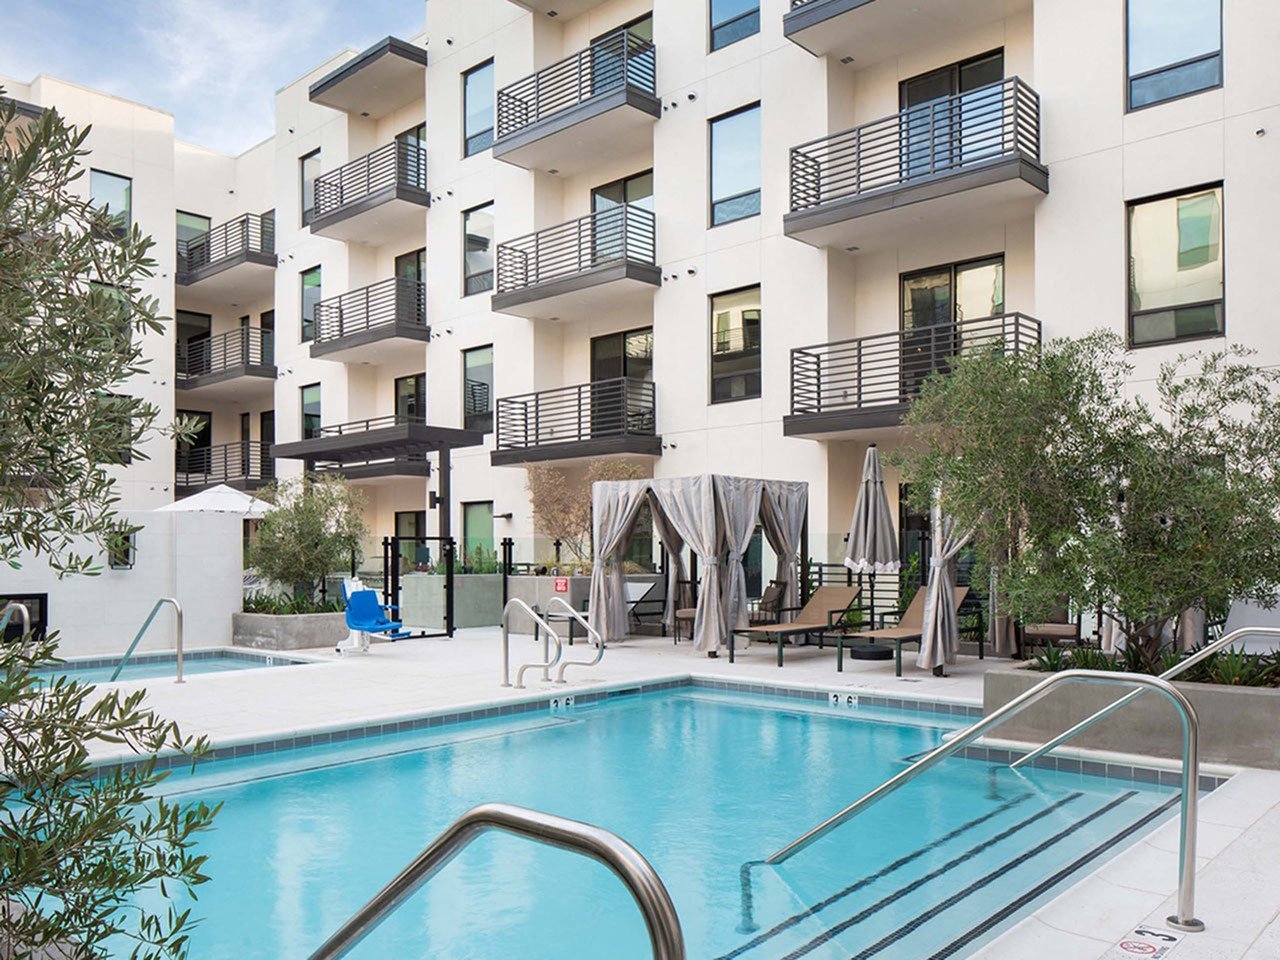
[835,586,969,677]
[1019,603,1081,658]
[748,581,786,626]
[339,589,409,654]
[729,585,862,667]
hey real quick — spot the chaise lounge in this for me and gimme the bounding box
[729,585,862,666]
[835,586,969,676]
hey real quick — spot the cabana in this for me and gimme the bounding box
[589,475,809,654]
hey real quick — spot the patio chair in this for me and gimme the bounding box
[729,585,862,667]
[1018,602,1081,658]
[835,586,969,677]
[748,581,786,626]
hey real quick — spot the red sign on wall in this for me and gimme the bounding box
[554,577,569,593]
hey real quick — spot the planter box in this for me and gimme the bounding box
[402,573,503,629]
[984,666,1280,769]
[232,612,347,650]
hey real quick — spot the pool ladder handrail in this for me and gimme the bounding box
[110,597,185,683]
[501,598,562,688]
[545,596,605,683]
[1011,625,1280,770]
[0,602,32,653]
[763,670,1205,933]
[305,802,686,960]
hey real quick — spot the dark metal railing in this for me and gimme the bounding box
[496,205,656,294]
[175,441,273,487]
[313,141,428,219]
[496,377,656,451]
[496,30,657,140]
[790,77,1041,211]
[176,327,274,380]
[313,277,426,344]
[316,414,425,439]
[790,312,1041,416]
[176,211,275,277]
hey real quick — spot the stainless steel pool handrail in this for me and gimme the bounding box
[765,670,1205,932]
[547,596,605,683]
[1011,625,1280,770]
[500,598,562,688]
[110,598,185,683]
[0,602,32,651]
[306,802,686,960]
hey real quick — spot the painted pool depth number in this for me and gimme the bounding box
[1102,927,1183,959]
[828,692,859,709]
[549,694,575,714]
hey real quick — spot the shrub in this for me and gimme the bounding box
[248,475,367,598]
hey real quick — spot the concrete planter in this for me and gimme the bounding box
[232,612,347,651]
[401,573,503,629]
[983,665,1280,769]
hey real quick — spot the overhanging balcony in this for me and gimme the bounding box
[492,205,659,321]
[310,141,429,243]
[785,78,1047,252]
[175,212,276,304]
[310,277,429,363]
[308,37,428,119]
[492,378,660,466]
[493,30,659,176]
[785,312,1041,439]
[784,0,1031,68]
[175,442,273,495]
[272,416,485,472]
[176,328,276,400]
[312,453,432,485]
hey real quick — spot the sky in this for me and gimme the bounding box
[0,0,424,154]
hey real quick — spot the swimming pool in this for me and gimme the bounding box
[39,649,306,685]
[141,685,1187,959]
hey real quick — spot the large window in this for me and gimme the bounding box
[463,60,494,157]
[710,286,762,403]
[709,104,761,226]
[176,210,210,245]
[463,345,494,433]
[395,372,426,421]
[462,501,495,567]
[1128,185,1224,347]
[711,0,759,51]
[1127,0,1222,110]
[300,149,320,226]
[300,266,321,342]
[300,384,322,440]
[463,203,494,295]
[90,170,132,238]
[395,247,426,283]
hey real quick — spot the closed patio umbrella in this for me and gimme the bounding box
[844,444,900,629]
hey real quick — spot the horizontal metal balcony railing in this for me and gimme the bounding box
[790,313,1041,417]
[496,29,657,140]
[176,212,275,277]
[496,378,656,451]
[315,414,425,439]
[313,141,427,219]
[496,205,657,295]
[790,77,1041,212]
[176,328,274,381]
[313,277,426,345]
[175,441,273,487]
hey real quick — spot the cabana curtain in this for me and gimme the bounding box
[648,491,688,630]
[917,498,974,671]
[715,476,764,633]
[649,476,724,653]
[760,480,808,623]
[588,479,651,642]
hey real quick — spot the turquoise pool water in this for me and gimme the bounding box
[39,652,302,685]
[142,688,1180,959]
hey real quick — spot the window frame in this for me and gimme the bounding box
[708,283,763,405]
[709,0,760,53]
[299,149,321,226]
[462,59,495,158]
[90,169,133,239]
[1125,181,1226,349]
[461,202,495,297]
[1124,0,1223,113]
[395,371,427,422]
[300,383,322,440]
[708,102,762,228]
[108,528,137,571]
[300,265,322,343]
[462,344,495,434]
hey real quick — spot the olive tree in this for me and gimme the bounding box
[248,474,368,597]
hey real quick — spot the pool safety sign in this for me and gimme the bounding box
[1102,927,1183,958]
[554,577,569,592]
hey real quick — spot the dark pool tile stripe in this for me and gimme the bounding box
[927,792,1183,960]
[842,790,1141,960]
[777,792,1088,960]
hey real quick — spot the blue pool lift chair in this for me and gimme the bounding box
[338,586,411,654]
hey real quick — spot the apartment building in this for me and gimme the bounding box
[4,0,1272,645]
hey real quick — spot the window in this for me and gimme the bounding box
[176,211,210,244]
[300,266,321,342]
[260,309,275,365]
[900,256,1004,395]
[300,149,320,225]
[397,123,427,189]
[108,528,136,570]
[463,345,494,433]
[175,410,211,477]
[463,203,494,295]
[395,372,426,421]
[462,501,495,567]
[90,170,132,238]
[710,286,762,402]
[711,0,759,51]
[395,247,426,283]
[1128,185,1224,347]
[710,104,761,226]
[300,384,322,440]
[395,511,430,569]
[463,60,494,157]
[1127,0,1222,110]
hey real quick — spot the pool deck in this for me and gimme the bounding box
[85,628,1280,960]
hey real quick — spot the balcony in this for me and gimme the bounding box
[784,0,1031,68]
[175,442,273,495]
[175,212,276,304]
[309,37,428,119]
[493,378,660,466]
[272,415,485,473]
[175,328,276,400]
[492,205,659,321]
[310,141,429,243]
[493,30,659,176]
[310,277,429,363]
[784,312,1041,438]
[785,78,1047,252]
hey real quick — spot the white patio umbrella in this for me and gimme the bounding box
[154,484,274,519]
[844,445,900,628]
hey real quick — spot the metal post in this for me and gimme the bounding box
[444,538,456,638]
[437,447,452,543]
[501,537,514,605]
[554,539,562,566]
[382,537,392,609]
[799,514,811,605]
